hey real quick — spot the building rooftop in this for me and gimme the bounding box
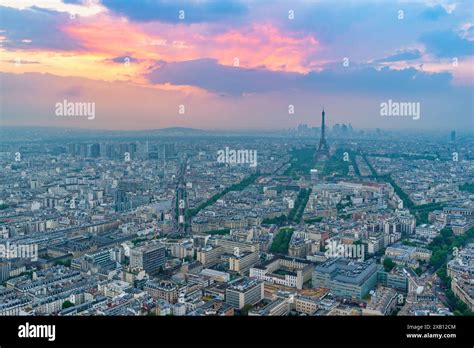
[227,277,262,292]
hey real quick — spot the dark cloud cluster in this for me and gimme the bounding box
[420,30,474,58]
[148,58,454,96]
[0,6,83,51]
[100,0,248,23]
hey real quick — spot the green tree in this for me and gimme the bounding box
[62,300,74,309]
[270,228,294,254]
[383,258,395,272]
[441,228,454,239]
[241,304,253,316]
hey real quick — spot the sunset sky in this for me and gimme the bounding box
[0,0,473,130]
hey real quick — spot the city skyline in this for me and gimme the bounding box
[0,0,473,130]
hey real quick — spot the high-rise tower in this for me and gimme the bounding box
[316,108,330,160]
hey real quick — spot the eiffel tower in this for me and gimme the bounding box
[315,108,329,160]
